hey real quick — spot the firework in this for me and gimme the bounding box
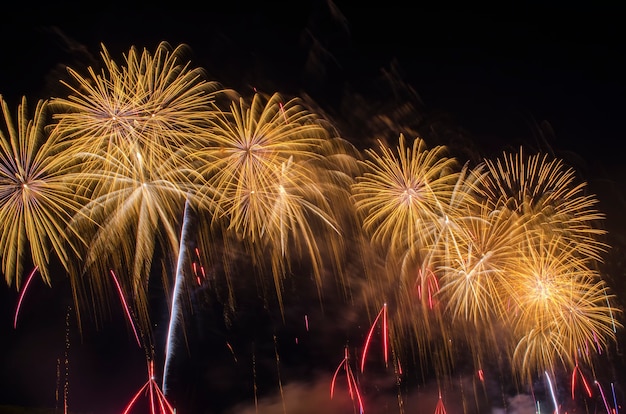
[0,96,86,288]
[45,42,230,339]
[194,92,350,311]
[351,134,459,260]
[475,147,608,262]
[51,42,227,156]
[436,204,523,327]
[508,234,622,383]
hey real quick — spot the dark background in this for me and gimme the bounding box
[1,2,625,413]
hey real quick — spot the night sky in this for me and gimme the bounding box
[1,2,625,413]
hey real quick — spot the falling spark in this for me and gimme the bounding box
[605,291,617,333]
[545,371,559,414]
[253,344,259,414]
[360,303,388,373]
[305,314,309,331]
[63,306,70,414]
[273,335,287,414]
[109,270,141,347]
[596,380,613,414]
[571,361,592,399]
[611,382,619,414]
[13,266,39,329]
[331,346,365,413]
[122,360,175,414]
[226,341,237,363]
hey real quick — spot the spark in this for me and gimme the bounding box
[123,360,175,414]
[360,302,388,372]
[570,361,592,399]
[13,265,39,329]
[611,382,619,414]
[545,371,559,414]
[596,380,613,414]
[331,346,364,413]
[109,269,141,347]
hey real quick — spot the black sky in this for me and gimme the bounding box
[1,2,626,413]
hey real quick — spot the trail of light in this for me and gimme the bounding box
[13,266,39,329]
[593,331,602,354]
[273,335,287,414]
[331,347,365,413]
[415,268,440,309]
[360,303,388,373]
[383,303,388,367]
[109,270,141,347]
[193,247,206,279]
[545,371,559,414]
[63,306,70,414]
[123,360,175,414]
[305,314,309,331]
[163,199,192,396]
[595,381,612,414]
[571,362,592,399]
[478,369,484,382]
[605,291,617,333]
[279,102,288,123]
[226,341,238,363]
[611,383,619,414]
[253,345,259,414]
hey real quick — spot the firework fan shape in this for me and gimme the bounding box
[0,95,86,289]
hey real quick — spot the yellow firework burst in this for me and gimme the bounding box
[0,96,86,288]
[436,204,524,327]
[47,42,227,335]
[195,92,349,309]
[70,140,200,333]
[351,134,459,258]
[51,41,226,156]
[476,147,608,261]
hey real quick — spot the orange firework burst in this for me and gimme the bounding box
[508,234,621,383]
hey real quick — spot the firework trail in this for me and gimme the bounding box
[109,269,141,347]
[331,346,364,413]
[162,199,193,396]
[360,302,388,373]
[13,266,39,328]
